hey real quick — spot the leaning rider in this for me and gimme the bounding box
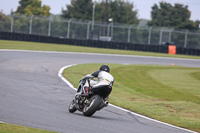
[76,65,114,105]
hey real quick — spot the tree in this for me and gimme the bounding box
[96,0,138,24]
[62,0,138,25]
[0,11,12,31]
[148,2,197,30]
[62,0,93,20]
[15,0,50,16]
[195,20,200,30]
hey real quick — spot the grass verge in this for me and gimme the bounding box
[0,123,56,133]
[63,64,200,132]
[0,40,200,59]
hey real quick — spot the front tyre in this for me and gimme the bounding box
[68,99,77,113]
[83,95,102,117]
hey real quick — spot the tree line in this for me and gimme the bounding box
[2,0,198,30]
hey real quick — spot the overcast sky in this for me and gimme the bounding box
[0,0,199,21]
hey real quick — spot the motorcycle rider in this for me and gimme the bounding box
[76,65,114,105]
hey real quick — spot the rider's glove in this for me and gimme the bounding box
[82,74,93,80]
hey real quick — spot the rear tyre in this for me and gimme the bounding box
[83,95,102,117]
[68,99,77,113]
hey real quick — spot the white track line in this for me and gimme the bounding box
[58,64,198,133]
[58,64,77,90]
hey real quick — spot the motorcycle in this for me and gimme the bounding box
[68,78,112,117]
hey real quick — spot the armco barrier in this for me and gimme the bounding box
[0,31,199,56]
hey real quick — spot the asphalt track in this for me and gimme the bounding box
[0,49,199,133]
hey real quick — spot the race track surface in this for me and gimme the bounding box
[0,50,199,133]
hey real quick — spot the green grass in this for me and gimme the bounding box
[0,123,56,133]
[63,64,200,132]
[0,40,200,59]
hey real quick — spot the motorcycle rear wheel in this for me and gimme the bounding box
[68,99,77,113]
[83,95,102,117]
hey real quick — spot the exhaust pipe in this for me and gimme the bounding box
[105,101,108,105]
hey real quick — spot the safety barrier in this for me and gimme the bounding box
[0,31,199,56]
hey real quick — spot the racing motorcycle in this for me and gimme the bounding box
[68,78,112,117]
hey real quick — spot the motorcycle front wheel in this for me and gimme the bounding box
[68,99,77,113]
[83,95,102,117]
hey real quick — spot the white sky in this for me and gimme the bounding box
[0,0,199,21]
